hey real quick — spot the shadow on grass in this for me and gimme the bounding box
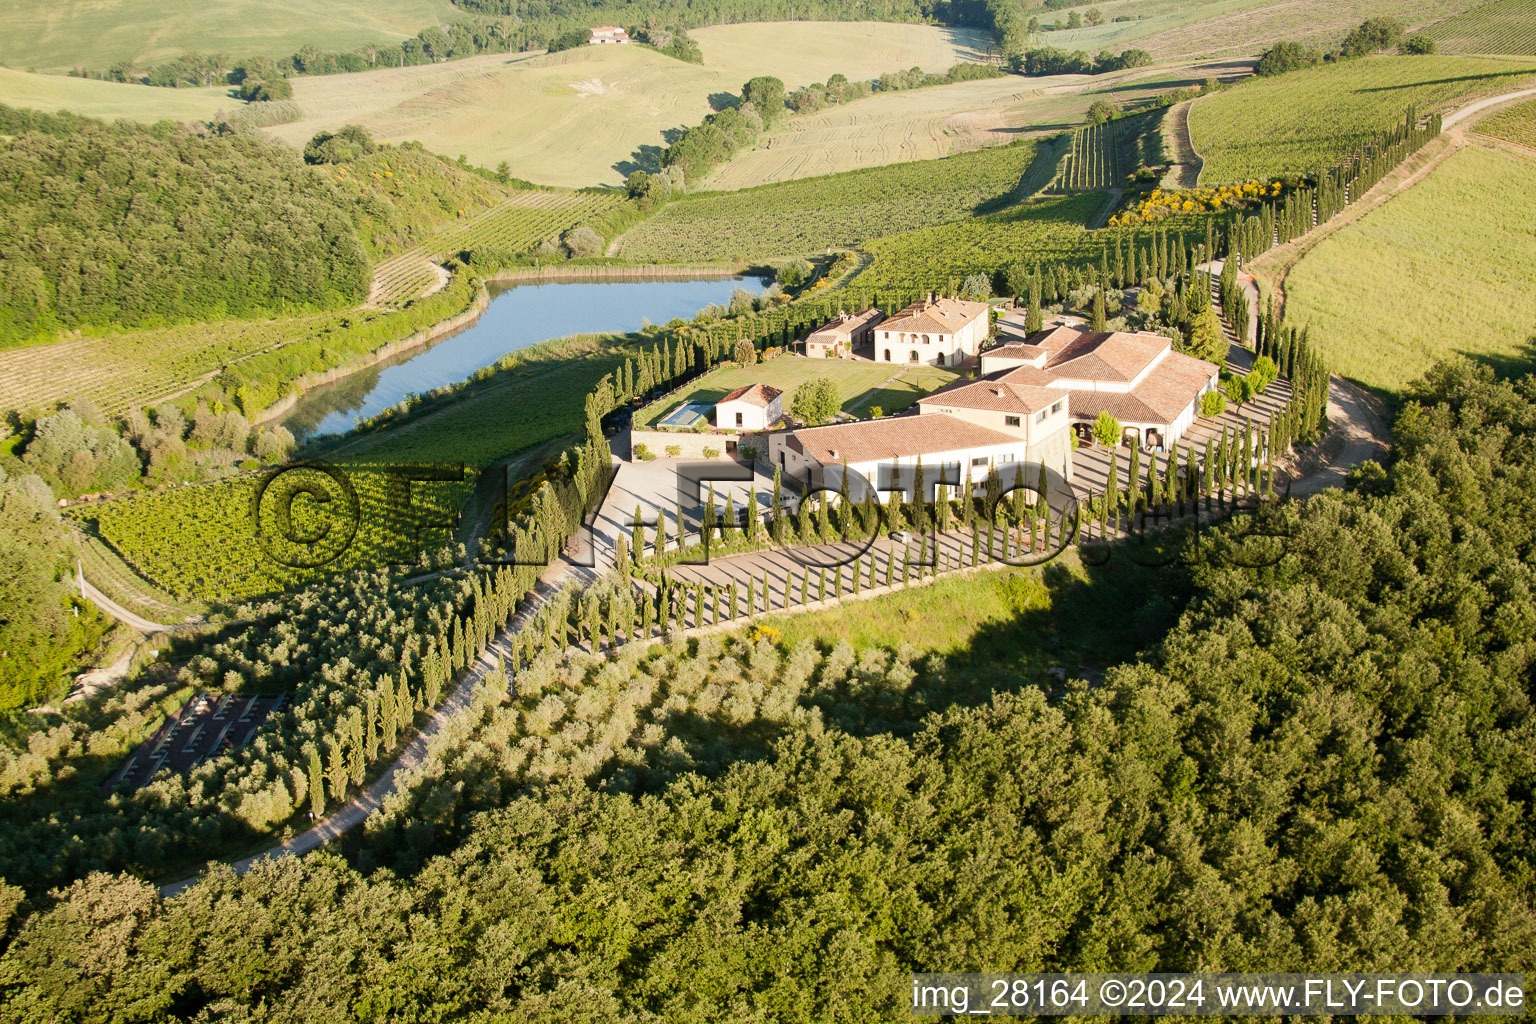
[1460,336,1536,382]
[1355,68,1536,93]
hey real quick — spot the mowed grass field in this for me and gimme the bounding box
[638,359,958,428]
[704,67,1207,190]
[1283,143,1536,392]
[266,23,990,187]
[1475,96,1536,147]
[1425,0,1536,56]
[617,141,1041,263]
[0,0,456,71]
[1190,54,1536,182]
[1120,0,1482,61]
[0,67,234,122]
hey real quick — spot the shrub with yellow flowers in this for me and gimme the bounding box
[1108,177,1298,226]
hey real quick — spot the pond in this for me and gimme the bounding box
[282,274,767,441]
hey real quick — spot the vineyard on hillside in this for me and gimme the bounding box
[371,191,620,307]
[1054,121,1124,191]
[1189,54,1536,181]
[855,192,1106,294]
[1475,95,1536,147]
[75,464,475,603]
[1425,0,1536,55]
[616,142,1040,263]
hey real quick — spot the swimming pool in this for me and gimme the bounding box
[658,401,712,428]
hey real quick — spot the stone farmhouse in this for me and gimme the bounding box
[874,295,990,367]
[805,308,884,359]
[588,25,631,44]
[715,383,783,432]
[977,324,1220,450]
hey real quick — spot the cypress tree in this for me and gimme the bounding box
[346,709,364,786]
[326,740,347,802]
[1202,438,1215,510]
[306,744,325,818]
[1127,444,1141,513]
[1091,278,1107,331]
[1026,269,1043,334]
[746,576,756,614]
[633,505,645,561]
[771,466,784,540]
[702,484,717,550]
[364,693,379,762]
[745,489,760,541]
[799,571,809,604]
[1166,446,1179,515]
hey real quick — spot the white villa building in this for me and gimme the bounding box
[588,25,631,44]
[715,383,783,432]
[874,295,990,367]
[766,414,1035,502]
[978,325,1220,449]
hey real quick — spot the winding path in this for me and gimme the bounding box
[77,563,177,635]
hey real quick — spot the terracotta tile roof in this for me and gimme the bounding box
[789,415,1022,465]
[1047,331,1169,383]
[718,383,782,408]
[917,378,1067,415]
[881,297,990,335]
[807,308,884,342]
[1068,351,1218,426]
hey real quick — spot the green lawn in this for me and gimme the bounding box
[638,358,958,428]
[1189,54,1536,183]
[1283,142,1536,392]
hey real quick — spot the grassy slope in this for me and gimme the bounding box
[1424,0,1536,56]
[266,24,987,187]
[1283,143,1536,392]
[1190,53,1536,182]
[0,67,234,122]
[618,142,1038,263]
[1475,95,1536,147]
[1125,0,1481,61]
[637,360,958,428]
[0,0,457,71]
[769,548,1173,683]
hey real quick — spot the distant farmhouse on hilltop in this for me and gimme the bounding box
[588,25,631,44]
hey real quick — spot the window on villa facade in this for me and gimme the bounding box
[1005,415,1020,427]
[971,456,988,467]
[1050,400,1063,415]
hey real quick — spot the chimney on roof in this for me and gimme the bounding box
[993,387,1005,397]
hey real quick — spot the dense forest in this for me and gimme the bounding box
[0,107,368,346]
[0,358,1531,1018]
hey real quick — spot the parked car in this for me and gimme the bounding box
[890,530,912,543]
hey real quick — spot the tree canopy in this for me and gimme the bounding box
[0,107,368,345]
